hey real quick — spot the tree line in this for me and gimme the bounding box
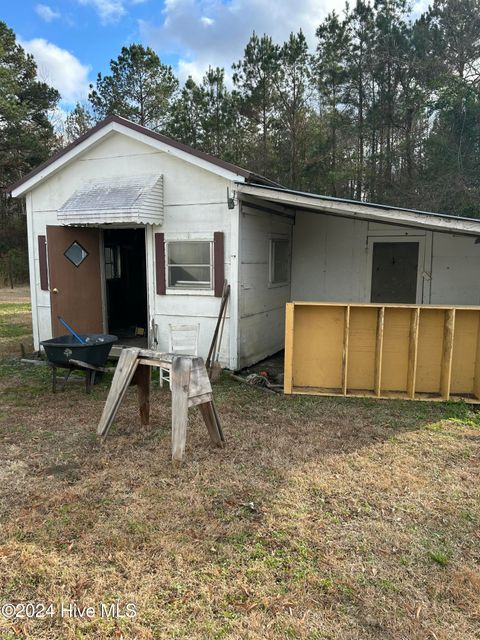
[1,0,480,284]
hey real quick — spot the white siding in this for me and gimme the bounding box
[238,204,293,368]
[430,233,480,305]
[27,131,237,368]
[291,211,480,306]
[291,213,369,302]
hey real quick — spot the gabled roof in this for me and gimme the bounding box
[9,115,278,197]
[237,183,480,236]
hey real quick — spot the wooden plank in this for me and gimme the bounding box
[407,307,420,398]
[342,306,350,395]
[171,356,192,463]
[374,307,384,396]
[189,357,213,400]
[133,364,150,427]
[440,309,455,400]
[97,347,139,437]
[290,386,480,404]
[284,303,294,394]
[198,401,224,448]
[188,392,212,408]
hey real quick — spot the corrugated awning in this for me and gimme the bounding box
[58,173,164,225]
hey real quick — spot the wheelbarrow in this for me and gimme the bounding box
[40,333,118,393]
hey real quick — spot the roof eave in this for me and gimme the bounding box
[8,115,273,197]
[236,183,480,236]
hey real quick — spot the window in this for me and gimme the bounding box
[64,241,88,267]
[167,241,212,289]
[269,238,290,285]
[104,246,121,280]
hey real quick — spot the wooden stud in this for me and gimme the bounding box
[171,356,192,463]
[198,402,224,448]
[132,364,151,427]
[342,306,350,395]
[284,303,295,394]
[440,309,455,400]
[407,307,420,399]
[374,307,385,396]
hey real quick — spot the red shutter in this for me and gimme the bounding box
[38,235,49,291]
[213,231,224,297]
[155,233,166,295]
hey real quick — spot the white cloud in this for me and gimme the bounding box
[139,0,345,83]
[76,0,149,23]
[77,0,126,23]
[19,38,91,104]
[35,4,61,22]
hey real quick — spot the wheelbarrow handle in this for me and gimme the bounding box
[57,316,86,344]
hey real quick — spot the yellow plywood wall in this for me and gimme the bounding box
[347,307,377,392]
[381,308,411,393]
[451,311,479,395]
[285,302,480,402]
[416,309,445,394]
[292,305,345,390]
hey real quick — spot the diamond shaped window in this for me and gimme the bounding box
[64,241,89,267]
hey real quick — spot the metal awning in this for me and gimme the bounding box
[58,174,164,225]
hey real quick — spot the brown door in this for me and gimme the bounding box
[47,226,103,337]
[371,242,419,304]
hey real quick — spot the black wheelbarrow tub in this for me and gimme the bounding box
[40,334,118,368]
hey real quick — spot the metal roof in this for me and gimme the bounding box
[58,173,164,225]
[237,183,480,236]
[240,182,480,223]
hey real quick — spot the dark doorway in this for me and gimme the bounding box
[371,242,419,304]
[103,228,147,344]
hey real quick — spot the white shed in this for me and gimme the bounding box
[10,116,480,370]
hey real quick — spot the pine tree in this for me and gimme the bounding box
[64,102,94,143]
[88,44,178,130]
[275,31,311,188]
[233,33,281,177]
[313,11,352,196]
[0,21,59,285]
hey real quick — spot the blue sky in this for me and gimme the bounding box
[2,0,427,111]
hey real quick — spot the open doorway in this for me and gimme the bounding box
[103,228,148,346]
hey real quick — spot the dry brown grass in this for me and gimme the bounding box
[0,299,479,639]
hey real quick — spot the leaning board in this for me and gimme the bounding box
[284,302,480,402]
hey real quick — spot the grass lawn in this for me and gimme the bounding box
[0,291,479,639]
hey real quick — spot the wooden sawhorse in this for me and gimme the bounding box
[97,348,224,462]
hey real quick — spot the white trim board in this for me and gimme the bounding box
[12,121,247,198]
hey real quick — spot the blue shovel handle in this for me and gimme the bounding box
[57,316,86,344]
